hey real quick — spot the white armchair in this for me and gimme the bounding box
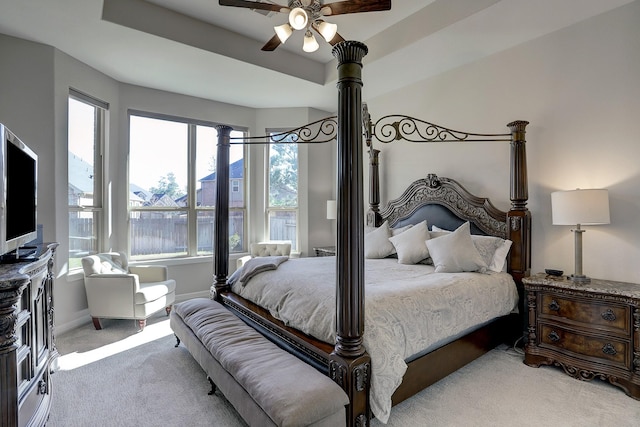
[81,252,176,330]
[236,241,292,269]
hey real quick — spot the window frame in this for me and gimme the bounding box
[127,110,247,260]
[67,89,107,270]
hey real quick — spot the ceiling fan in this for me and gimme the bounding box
[219,0,392,52]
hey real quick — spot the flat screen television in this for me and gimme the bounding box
[0,124,38,261]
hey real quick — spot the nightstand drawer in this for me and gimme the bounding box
[539,323,630,369]
[539,293,629,335]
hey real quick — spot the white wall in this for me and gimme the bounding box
[365,2,640,283]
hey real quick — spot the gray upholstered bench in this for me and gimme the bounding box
[170,298,349,427]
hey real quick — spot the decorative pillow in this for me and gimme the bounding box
[388,220,430,264]
[391,224,413,236]
[425,222,487,273]
[471,235,512,272]
[364,221,395,259]
[430,225,511,272]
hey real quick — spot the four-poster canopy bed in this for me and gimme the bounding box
[174,41,531,426]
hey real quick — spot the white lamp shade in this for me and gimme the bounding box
[326,200,337,220]
[289,7,308,30]
[274,23,293,43]
[551,189,610,225]
[303,31,319,52]
[316,20,338,42]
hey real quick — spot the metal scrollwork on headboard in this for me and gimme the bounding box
[229,116,338,145]
[371,115,512,144]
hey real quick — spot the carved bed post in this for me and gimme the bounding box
[330,40,372,427]
[506,120,531,339]
[211,125,232,301]
[367,148,381,228]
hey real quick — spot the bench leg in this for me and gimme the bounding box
[92,317,102,330]
[174,334,181,347]
[207,377,217,395]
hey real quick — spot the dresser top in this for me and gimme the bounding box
[524,273,640,300]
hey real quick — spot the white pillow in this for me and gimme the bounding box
[426,222,487,273]
[391,224,413,236]
[430,225,511,272]
[471,235,512,272]
[364,221,395,259]
[388,220,430,264]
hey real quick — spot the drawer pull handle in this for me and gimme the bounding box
[548,300,560,311]
[602,344,617,355]
[601,309,616,322]
[548,331,560,342]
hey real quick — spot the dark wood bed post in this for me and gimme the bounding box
[211,125,232,301]
[329,40,372,427]
[506,120,531,338]
[367,148,381,228]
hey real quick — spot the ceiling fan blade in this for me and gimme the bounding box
[219,0,288,14]
[323,0,391,16]
[327,32,346,46]
[261,34,282,51]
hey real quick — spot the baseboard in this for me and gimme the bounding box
[55,308,92,335]
[175,290,210,302]
[54,291,211,335]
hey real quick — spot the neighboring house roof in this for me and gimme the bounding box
[149,193,180,207]
[129,192,145,203]
[68,152,94,194]
[200,157,243,182]
[129,183,152,202]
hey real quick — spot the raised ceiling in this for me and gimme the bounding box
[0,0,634,111]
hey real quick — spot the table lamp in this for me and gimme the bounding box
[551,188,610,283]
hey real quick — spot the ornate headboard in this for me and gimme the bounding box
[379,173,508,239]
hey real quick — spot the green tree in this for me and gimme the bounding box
[269,142,298,207]
[150,172,185,199]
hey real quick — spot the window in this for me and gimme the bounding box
[128,113,245,260]
[68,91,106,270]
[267,133,298,251]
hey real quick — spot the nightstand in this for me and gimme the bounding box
[313,246,336,257]
[523,273,640,399]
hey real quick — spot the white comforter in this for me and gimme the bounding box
[231,256,518,423]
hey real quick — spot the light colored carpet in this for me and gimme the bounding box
[49,313,640,426]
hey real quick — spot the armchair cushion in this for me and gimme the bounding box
[135,280,177,304]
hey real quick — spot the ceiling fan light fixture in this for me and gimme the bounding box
[289,7,309,30]
[316,20,338,42]
[274,23,293,43]
[303,30,319,52]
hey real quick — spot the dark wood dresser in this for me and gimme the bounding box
[523,273,640,399]
[0,243,58,427]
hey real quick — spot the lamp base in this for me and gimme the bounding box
[569,274,591,283]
